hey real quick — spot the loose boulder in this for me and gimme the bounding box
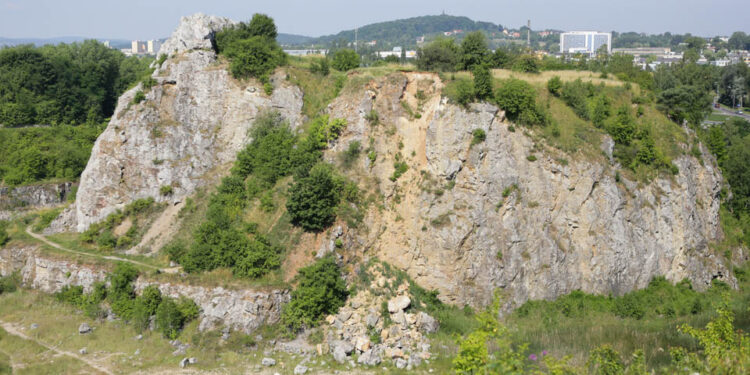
[387,295,410,313]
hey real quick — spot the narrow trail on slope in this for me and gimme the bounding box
[0,321,114,375]
[25,226,180,273]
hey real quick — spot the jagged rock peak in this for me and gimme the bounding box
[158,13,235,56]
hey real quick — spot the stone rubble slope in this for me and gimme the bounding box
[48,13,303,233]
[325,72,732,310]
[321,263,437,369]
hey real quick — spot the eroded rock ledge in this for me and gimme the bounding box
[0,245,288,333]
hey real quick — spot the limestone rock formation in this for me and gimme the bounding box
[158,13,235,56]
[326,72,732,309]
[0,245,288,333]
[50,13,303,232]
[0,182,74,209]
[1,182,74,221]
[0,245,107,293]
[133,281,289,334]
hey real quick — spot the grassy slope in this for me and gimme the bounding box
[505,270,750,369]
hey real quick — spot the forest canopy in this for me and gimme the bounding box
[0,41,152,127]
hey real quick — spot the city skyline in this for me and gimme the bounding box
[1,0,748,41]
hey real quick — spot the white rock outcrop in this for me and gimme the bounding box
[50,13,303,232]
[327,72,734,310]
[158,13,235,56]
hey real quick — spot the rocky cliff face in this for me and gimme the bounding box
[0,245,288,333]
[50,13,303,232]
[42,13,734,313]
[133,281,289,333]
[324,73,731,309]
[0,182,74,220]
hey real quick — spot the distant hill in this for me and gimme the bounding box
[277,33,314,46]
[291,14,503,49]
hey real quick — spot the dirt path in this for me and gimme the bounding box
[0,321,114,375]
[25,227,164,271]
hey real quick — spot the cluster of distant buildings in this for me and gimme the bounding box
[560,31,612,55]
[103,39,162,56]
[558,31,750,70]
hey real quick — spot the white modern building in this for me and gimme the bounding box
[560,31,612,55]
[147,40,162,54]
[131,40,147,54]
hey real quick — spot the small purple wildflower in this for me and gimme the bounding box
[542,350,548,356]
[528,353,538,361]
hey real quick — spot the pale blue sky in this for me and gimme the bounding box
[1,0,747,40]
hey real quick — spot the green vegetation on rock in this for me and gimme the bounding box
[282,255,348,331]
[215,13,287,82]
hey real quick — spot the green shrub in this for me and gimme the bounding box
[0,221,9,246]
[159,185,173,196]
[608,106,637,145]
[309,58,330,76]
[560,79,594,120]
[215,14,286,81]
[233,111,296,183]
[155,298,183,339]
[471,129,487,146]
[453,331,490,375]
[139,285,162,315]
[132,90,146,104]
[0,273,19,294]
[56,285,85,306]
[547,76,563,96]
[472,65,493,100]
[287,163,340,232]
[331,49,360,71]
[390,161,409,181]
[96,230,117,250]
[165,241,186,263]
[176,297,200,322]
[263,82,273,95]
[587,345,625,374]
[341,141,361,168]
[282,256,348,331]
[132,299,151,333]
[494,78,544,125]
[141,77,157,90]
[450,79,475,107]
[124,197,155,215]
[33,208,62,232]
[416,37,460,72]
[512,55,540,73]
[365,110,379,125]
[259,191,275,212]
[156,54,168,67]
[224,37,286,81]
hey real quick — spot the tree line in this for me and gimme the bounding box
[0,40,152,127]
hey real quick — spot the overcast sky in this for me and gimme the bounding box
[1,0,748,40]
